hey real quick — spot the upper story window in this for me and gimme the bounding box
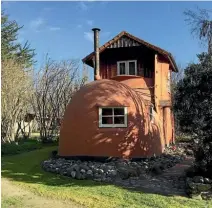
[117,60,137,76]
[99,107,128,128]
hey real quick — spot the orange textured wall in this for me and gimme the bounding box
[154,54,174,146]
[115,76,154,103]
[59,79,164,158]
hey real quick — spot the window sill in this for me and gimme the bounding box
[111,75,153,80]
[99,125,128,128]
[112,75,141,78]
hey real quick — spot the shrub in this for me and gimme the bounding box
[1,140,42,156]
[174,53,212,177]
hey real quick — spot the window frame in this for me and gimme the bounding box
[149,106,154,121]
[117,60,137,76]
[99,107,128,128]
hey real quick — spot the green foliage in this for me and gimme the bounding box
[175,135,192,143]
[1,11,35,67]
[174,52,212,176]
[2,147,210,208]
[174,53,212,134]
[1,140,42,156]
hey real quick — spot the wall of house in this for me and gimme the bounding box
[59,79,164,158]
[99,47,155,104]
[154,54,174,146]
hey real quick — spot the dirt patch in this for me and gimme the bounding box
[1,178,83,208]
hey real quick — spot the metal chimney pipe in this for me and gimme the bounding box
[92,28,101,80]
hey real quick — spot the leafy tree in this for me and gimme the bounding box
[1,11,35,67]
[184,8,212,54]
[174,52,212,176]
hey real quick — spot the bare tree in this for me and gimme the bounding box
[1,59,33,143]
[32,58,88,142]
[184,7,212,54]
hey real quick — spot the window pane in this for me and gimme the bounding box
[114,108,124,115]
[102,108,112,116]
[129,62,136,75]
[102,117,113,124]
[114,116,125,124]
[119,62,126,75]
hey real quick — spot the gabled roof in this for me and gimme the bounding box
[82,31,178,72]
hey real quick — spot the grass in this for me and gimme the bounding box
[2,147,212,208]
[1,196,24,208]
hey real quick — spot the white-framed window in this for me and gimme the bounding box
[99,107,128,128]
[117,60,137,75]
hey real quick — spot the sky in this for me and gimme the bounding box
[2,1,212,80]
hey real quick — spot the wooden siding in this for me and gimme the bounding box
[99,46,154,80]
[107,35,141,48]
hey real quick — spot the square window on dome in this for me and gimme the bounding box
[99,107,127,128]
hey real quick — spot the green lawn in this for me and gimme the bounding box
[2,147,212,208]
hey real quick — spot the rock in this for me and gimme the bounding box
[87,169,93,175]
[201,192,212,200]
[128,168,139,177]
[190,194,202,200]
[144,165,149,170]
[104,177,112,183]
[67,167,73,175]
[186,180,197,191]
[80,164,89,171]
[108,169,117,177]
[151,165,163,175]
[186,149,193,156]
[193,176,204,183]
[55,168,59,173]
[80,169,86,174]
[196,183,211,192]
[118,167,130,180]
[71,171,76,178]
[72,164,80,172]
[98,169,104,174]
[204,178,212,184]
[76,172,82,180]
[94,173,101,179]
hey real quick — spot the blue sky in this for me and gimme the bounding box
[2,1,212,79]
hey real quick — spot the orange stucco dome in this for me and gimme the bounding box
[59,79,163,159]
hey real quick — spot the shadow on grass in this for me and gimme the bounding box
[1,146,192,200]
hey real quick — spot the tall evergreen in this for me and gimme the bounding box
[1,11,35,67]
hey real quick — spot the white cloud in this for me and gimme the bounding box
[49,27,61,31]
[86,20,93,26]
[84,31,93,42]
[30,18,45,32]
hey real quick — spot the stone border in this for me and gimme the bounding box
[186,176,212,200]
